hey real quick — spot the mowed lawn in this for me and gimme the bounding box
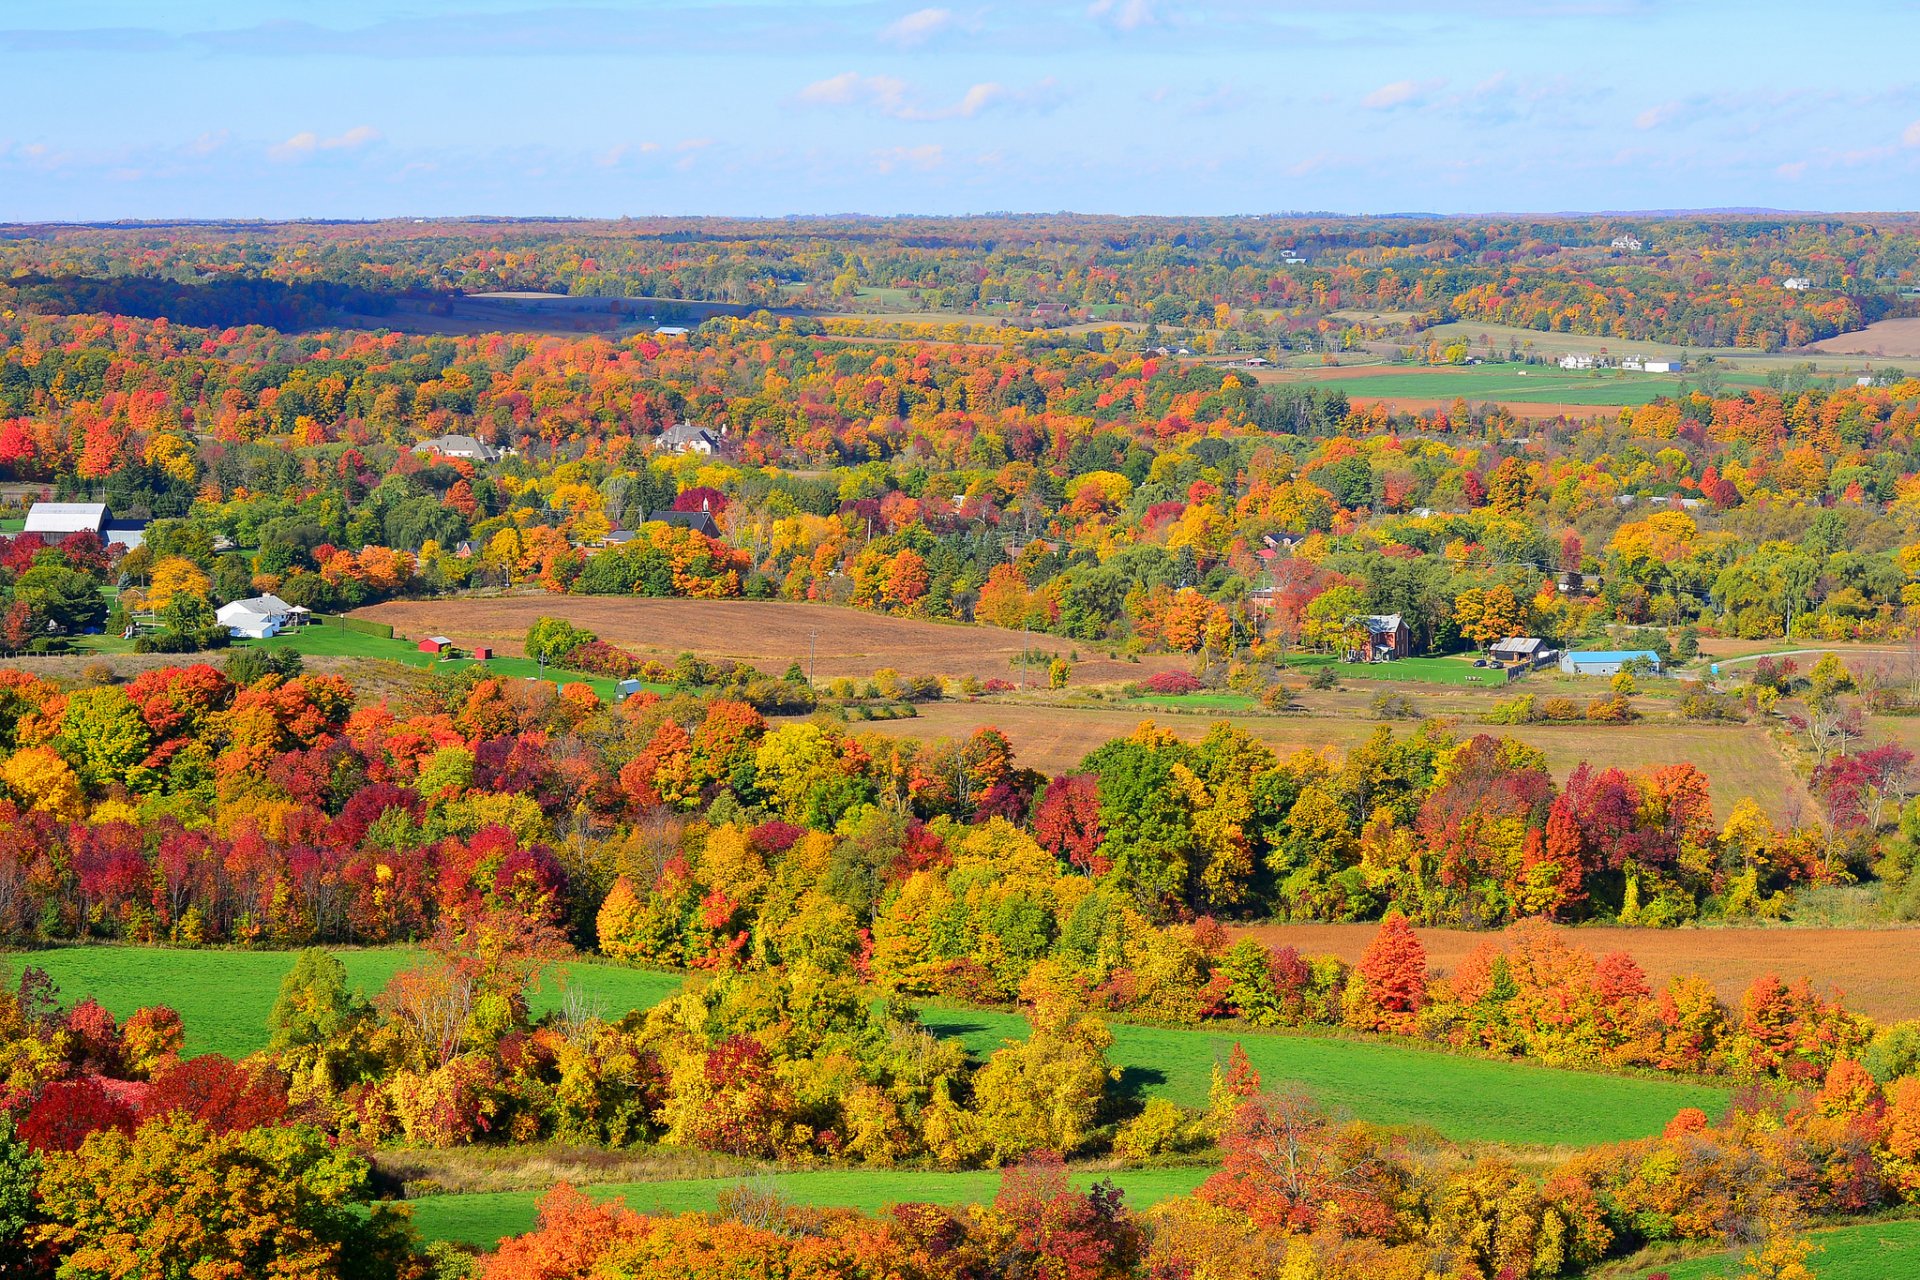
[15,947,683,1058]
[1628,1217,1920,1280]
[919,1007,1724,1150]
[408,1165,1210,1248]
[243,626,626,700]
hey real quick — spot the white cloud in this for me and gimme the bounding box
[1776,160,1807,180]
[872,144,944,173]
[879,7,955,47]
[267,124,381,162]
[1904,119,1920,147]
[796,73,1058,120]
[1635,101,1681,130]
[1087,0,1157,32]
[797,72,910,115]
[1361,78,1444,110]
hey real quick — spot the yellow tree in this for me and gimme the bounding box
[145,556,211,613]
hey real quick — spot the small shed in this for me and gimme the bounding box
[615,679,645,703]
[418,635,454,655]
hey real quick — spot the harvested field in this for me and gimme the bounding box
[1224,922,1920,1022]
[1805,316,1920,358]
[351,597,1185,684]
[852,702,1805,821]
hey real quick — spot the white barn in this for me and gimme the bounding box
[22,501,147,550]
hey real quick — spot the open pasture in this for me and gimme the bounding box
[1225,922,1920,1022]
[1615,1217,1920,1280]
[1255,363,1690,408]
[924,1006,1724,1150]
[352,596,1186,685]
[407,1166,1211,1249]
[14,947,683,1058]
[854,700,1804,821]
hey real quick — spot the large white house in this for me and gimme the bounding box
[215,593,298,640]
[22,501,147,550]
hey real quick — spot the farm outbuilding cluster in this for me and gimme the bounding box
[1559,649,1662,677]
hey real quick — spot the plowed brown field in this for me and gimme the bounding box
[1225,922,1920,1021]
[350,597,1185,685]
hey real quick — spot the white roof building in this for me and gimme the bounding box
[1783,277,1813,291]
[215,593,295,640]
[22,501,146,550]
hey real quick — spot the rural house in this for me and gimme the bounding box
[411,434,500,462]
[654,422,724,455]
[215,593,298,640]
[645,508,720,538]
[1358,613,1412,662]
[23,501,148,550]
[1559,649,1661,677]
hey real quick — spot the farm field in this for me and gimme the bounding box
[853,701,1804,821]
[1225,922,1920,1022]
[351,596,1186,685]
[15,947,684,1058]
[407,1165,1212,1249]
[1805,316,1920,358]
[1617,1217,1920,1280]
[22,943,1723,1144]
[1257,363,1691,407]
[921,1006,1727,1149]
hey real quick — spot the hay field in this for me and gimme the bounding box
[351,597,1184,685]
[1805,317,1920,358]
[1224,922,1920,1021]
[854,702,1804,821]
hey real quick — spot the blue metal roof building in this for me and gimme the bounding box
[1559,649,1662,676]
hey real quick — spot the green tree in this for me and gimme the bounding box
[14,564,107,635]
[0,1112,40,1273]
[268,948,373,1095]
[524,616,595,665]
[59,686,152,791]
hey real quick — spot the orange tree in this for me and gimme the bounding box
[33,1115,423,1279]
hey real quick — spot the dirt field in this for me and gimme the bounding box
[1226,922,1920,1022]
[1805,317,1920,359]
[853,701,1805,821]
[349,597,1185,685]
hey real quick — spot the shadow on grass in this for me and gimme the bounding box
[1116,1065,1169,1100]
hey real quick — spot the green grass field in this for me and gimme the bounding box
[1309,366,1686,406]
[406,1165,1212,1248]
[1613,1217,1920,1280]
[244,626,625,699]
[13,947,683,1058]
[1290,653,1500,688]
[921,1007,1726,1149]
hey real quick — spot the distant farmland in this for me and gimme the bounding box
[352,597,1186,685]
[1225,922,1920,1023]
[855,700,1805,822]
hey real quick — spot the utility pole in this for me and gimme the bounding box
[809,630,817,687]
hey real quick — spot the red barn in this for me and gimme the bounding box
[418,635,453,654]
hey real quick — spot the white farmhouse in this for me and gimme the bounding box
[215,593,297,640]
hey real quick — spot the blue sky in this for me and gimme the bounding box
[4,0,1919,219]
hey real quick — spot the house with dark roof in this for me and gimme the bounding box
[654,422,724,455]
[644,509,720,538]
[1358,613,1412,662]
